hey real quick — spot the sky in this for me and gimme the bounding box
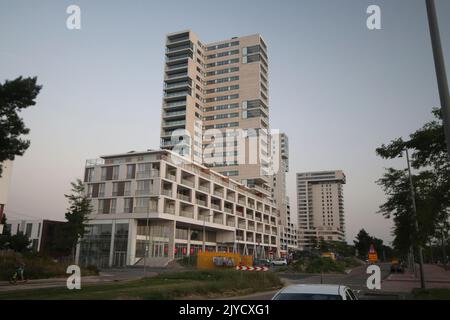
[1,0,449,245]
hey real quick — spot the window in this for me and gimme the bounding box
[98,183,105,197]
[25,223,33,238]
[126,164,136,179]
[84,168,94,182]
[124,198,133,213]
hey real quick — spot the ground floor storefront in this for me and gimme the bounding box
[76,218,279,268]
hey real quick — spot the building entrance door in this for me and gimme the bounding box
[113,251,126,267]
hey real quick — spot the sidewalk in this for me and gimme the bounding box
[382,264,450,293]
[0,268,155,292]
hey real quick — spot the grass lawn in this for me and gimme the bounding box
[412,288,450,300]
[0,270,282,300]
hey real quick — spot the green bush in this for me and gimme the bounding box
[289,257,349,274]
[0,251,98,280]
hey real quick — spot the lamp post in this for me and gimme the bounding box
[405,148,426,289]
[426,0,450,160]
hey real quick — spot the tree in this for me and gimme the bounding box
[353,228,393,261]
[54,179,92,259]
[376,109,450,256]
[354,229,372,259]
[9,232,31,253]
[0,76,42,177]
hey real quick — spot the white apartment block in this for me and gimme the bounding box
[0,160,13,234]
[160,30,271,197]
[270,133,297,253]
[76,150,280,268]
[296,171,346,250]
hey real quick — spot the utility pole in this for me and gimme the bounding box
[406,148,426,289]
[426,0,450,159]
[441,227,447,270]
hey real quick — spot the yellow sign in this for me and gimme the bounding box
[368,253,378,262]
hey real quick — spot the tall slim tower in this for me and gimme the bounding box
[270,133,298,252]
[296,170,346,250]
[160,30,271,196]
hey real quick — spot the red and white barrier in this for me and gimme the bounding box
[235,266,269,272]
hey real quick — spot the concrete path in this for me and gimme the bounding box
[382,264,450,293]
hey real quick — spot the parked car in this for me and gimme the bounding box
[272,284,358,300]
[254,259,271,267]
[271,258,288,266]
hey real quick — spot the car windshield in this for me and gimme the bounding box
[274,293,342,300]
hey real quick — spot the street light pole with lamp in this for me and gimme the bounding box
[405,148,426,289]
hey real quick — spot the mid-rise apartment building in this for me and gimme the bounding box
[160,30,271,197]
[0,160,13,234]
[296,170,346,250]
[76,150,280,268]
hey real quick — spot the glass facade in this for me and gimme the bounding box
[79,224,112,268]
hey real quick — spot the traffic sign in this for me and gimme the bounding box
[235,266,268,272]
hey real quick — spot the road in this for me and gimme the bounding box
[237,264,407,300]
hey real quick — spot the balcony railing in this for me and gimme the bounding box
[163,120,186,128]
[166,44,192,53]
[164,110,186,117]
[165,207,175,214]
[181,178,194,187]
[165,72,188,80]
[166,63,188,71]
[196,199,207,206]
[211,203,221,210]
[180,210,194,219]
[226,221,235,227]
[166,173,176,181]
[199,185,210,192]
[177,194,191,202]
[164,91,188,99]
[213,218,223,224]
[224,207,233,214]
[162,189,172,197]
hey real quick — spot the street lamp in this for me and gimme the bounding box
[405,148,426,289]
[426,0,450,160]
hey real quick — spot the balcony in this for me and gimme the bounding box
[198,184,210,193]
[165,173,176,182]
[136,170,159,179]
[180,210,194,219]
[165,72,188,80]
[166,63,188,71]
[166,53,191,63]
[226,220,235,227]
[196,198,207,207]
[211,203,221,210]
[181,178,195,187]
[161,189,172,197]
[162,120,186,129]
[177,193,191,202]
[163,110,186,119]
[166,43,192,53]
[164,91,189,99]
[213,217,223,224]
[224,207,233,214]
[165,206,175,215]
